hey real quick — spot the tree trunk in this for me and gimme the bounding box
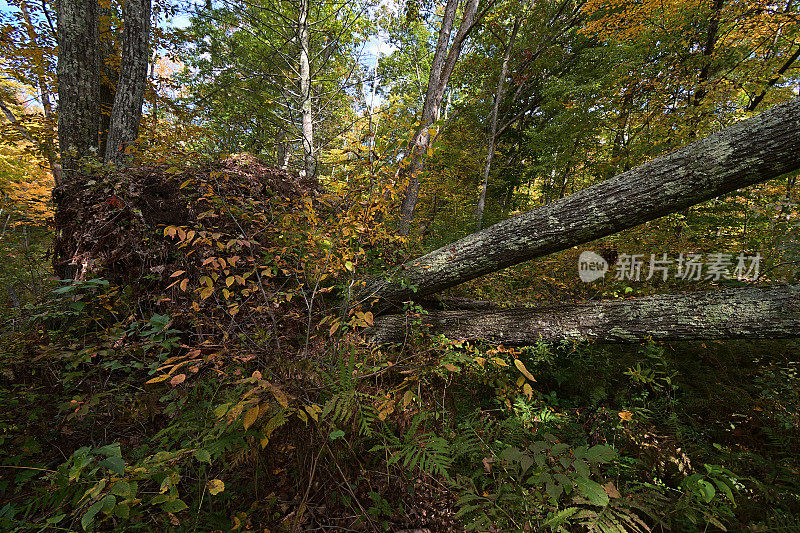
[397,0,481,234]
[474,15,520,229]
[55,0,100,180]
[104,0,151,165]
[298,0,315,180]
[359,97,800,309]
[368,284,800,344]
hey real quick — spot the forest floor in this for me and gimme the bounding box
[0,157,799,532]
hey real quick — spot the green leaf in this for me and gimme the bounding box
[499,446,522,462]
[161,499,188,513]
[194,449,212,463]
[113,503,130,519]
[81,499,104,530]
[551,443,569,456]
[53,285,76,294]
[575,477,610,507]
[712,478,735,504]
[100,495,116,514]
[573,459,590,478]
[697,479,716,503]
[95,443,122,457]
[585,445,615,463]
[46,514,66,524]
[110,481,132,497]
[329,429,345,440]
[98,456,125,475]
[546,481,563,502]
[541,507,579,527]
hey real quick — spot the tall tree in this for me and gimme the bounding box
[181,0,370,178]
[297,0,314,178]
[473,12,519,229]
[55,0,100,181]
[396,0,484,234]
[104,0,151,164]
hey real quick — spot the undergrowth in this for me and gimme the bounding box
[0,158,798,532]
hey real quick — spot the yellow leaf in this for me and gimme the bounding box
[304,405,319,422]
[243,405,259,430]
[491,357,508,367]
[200,287,213,300]
[207,479,225,495]
[403,389,413,407]
[618,410,633,421]
[268,383,289,408]
[523,383,533,400]
[146,374,171,384]
[514,359,537,382]
[363,311,374,326]
[226,276,234,287]
[179,279,188,291]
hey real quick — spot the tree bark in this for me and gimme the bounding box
[55,0,100,180]
[104,0,151,165]
[359,97,800,310]
[368,284,800,345]
[298,0,315,180]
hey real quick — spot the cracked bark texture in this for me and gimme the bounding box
[360,98,800,310]
[368,285,800,345]
[104,0,151,165]
[56,0,100,180]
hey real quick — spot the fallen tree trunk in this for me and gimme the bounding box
[368,285,800,344]
[360,98,800,309]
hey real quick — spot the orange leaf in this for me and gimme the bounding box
[170,374,186,386]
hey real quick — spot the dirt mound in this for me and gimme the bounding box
[52,155,315,284]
